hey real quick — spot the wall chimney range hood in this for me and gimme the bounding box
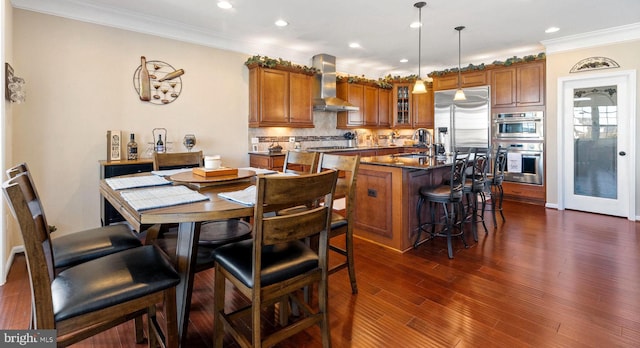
[312,54,359,112]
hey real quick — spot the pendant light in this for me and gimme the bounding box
[412,2,427,94]
[453,26,466,101]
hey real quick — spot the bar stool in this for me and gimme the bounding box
[463,148,490,241]
[487,146,508,226]
[414,151,470,258]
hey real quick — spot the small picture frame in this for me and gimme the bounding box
[107,130,122,161]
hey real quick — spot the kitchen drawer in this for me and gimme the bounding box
[501,182,545,205]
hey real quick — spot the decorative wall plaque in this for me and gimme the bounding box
[570,57,620,73]
[133,58,184,104]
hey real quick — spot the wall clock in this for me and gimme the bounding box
[133,58,184,104]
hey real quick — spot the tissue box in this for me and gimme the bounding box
[193,167,238,177]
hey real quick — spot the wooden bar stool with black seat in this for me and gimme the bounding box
[463,148,490,242]
[212,169,338,348]
[487,146,508,227]
[3,172,180,348]
[414,151,470,258]
[317,153,360,294]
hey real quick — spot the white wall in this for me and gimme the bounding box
[10,9,250,244]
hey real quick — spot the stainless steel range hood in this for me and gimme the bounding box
[312,54,359,112]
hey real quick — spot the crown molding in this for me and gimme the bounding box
[10,0,312,66]
[542,22,640,54]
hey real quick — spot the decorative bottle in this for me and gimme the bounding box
[127,133,138,160]
[156,134,165,153]
[139,56,151,101]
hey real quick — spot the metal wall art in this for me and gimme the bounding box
[133,57,184,104]
[570,57,620,73]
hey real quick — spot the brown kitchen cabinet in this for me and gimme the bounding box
[412,85,434,128]
[249,153,285,171]
[491,60,545,108]
[377,88,391,128]
[502,181,545,205]
[392,83,412,128]
[248,66,314,128]
[392,82,434,129]
[337,81,394,129]
[432,70,488,91]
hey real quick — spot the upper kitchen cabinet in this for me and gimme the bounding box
[392,83,412,128]
[412,84,434,128]
[336,81,365,128]
[432,70,488,91]
[392,82,433,129]
[336,80,392,129]
[248,65,314,128]
[491,60,545,108]
[378,87,391,128]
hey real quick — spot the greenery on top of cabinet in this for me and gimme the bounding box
[244,55,319,75]
[429,52,546,77]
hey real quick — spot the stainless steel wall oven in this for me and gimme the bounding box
[494,141,544,185]
[492,111,543,140]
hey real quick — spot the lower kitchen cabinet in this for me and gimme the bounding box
[249,153,285,171]
[100,159,153,226]
[353,163,447,252]
[501,181,545,205]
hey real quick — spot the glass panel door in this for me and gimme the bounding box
[561,70,634,218]
[572,85,617,199]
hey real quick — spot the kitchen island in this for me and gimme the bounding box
[353,154,452,252]
[249,147,452,252]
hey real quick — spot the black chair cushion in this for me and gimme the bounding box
[51,245,180,322]
[330,211,348,230]
[213,239,318,288]
[420,185,463,203]
[52,224,142,268]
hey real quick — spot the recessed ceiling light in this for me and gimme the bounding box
[400,58,408,63]
[545,26,560,33]
[410,21,421,29]
[275,19,288,27]
[349,42,361,48]
[217,1,232,9]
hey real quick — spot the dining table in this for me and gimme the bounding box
[99,169,258,346]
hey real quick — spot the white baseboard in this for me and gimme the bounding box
[1,245,25,285]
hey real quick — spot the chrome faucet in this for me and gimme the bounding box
[412,128,433,156]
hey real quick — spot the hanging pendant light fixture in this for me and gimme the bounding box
[453,26,466,101]
[412,2,427,94]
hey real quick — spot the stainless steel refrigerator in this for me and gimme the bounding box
[433,86,491,154]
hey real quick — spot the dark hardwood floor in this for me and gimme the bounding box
[2,201,640,347]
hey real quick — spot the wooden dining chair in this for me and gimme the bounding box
[3,172,180,348]
[213,169,338,348]
[149,150,251,271]
[6,163,142,270]
[282,150,319,175]
[152,150,203,170]
[317,153,361,294]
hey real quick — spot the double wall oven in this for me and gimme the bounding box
[492,111,544,185]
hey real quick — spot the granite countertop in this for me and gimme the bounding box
[360,153,453,170]
[248,144,410,156]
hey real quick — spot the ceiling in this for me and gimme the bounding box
[12,0,640,78]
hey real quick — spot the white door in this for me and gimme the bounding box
[559,70,636,218]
